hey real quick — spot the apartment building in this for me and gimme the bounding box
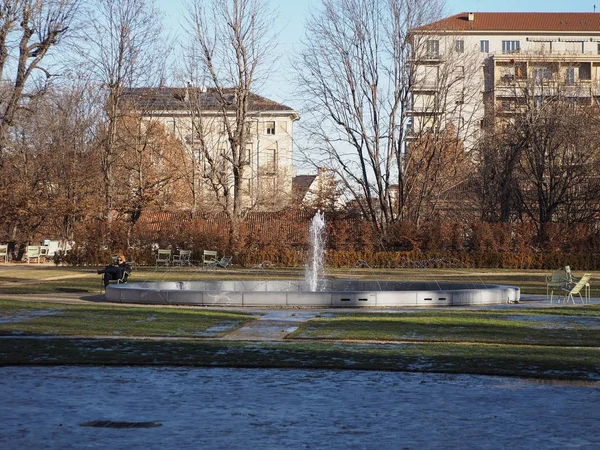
[122,86,299,211]
[409,12,600,148]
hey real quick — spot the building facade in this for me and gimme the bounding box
[123,87,299,212]
[409,12,600,148]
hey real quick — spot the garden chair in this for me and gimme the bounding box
[173,250,192,266]
[0,244,7,263]
[207,256,232,269]
[558,273,592,304]
[101,264,133,293]
[155,249,172,268]
[202,250,218,268]
[26,246,41,264]
[40,246,50,262]
[545,266,573,303]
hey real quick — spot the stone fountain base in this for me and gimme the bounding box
[106,280,520,307]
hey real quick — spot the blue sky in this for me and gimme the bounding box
[157,0,597,107]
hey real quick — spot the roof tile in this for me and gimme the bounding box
[413,12,600,32]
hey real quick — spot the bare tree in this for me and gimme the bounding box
[182,0,278,251]
[296,0,481,242]
[476,54,600,243]
[0,0,81,162]
[83,0,168,225]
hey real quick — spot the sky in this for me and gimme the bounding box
[157,0,598,108]
[154,0,598,173]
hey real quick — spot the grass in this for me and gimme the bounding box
[1,338,598,381]
[1,296,600,380]
[0,300,256,337]
[290,306,600,347]
[1,266,599,380]
[1,265,597,296]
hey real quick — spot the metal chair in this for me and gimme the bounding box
[155,249,172,268]
[559,274,592,304]
[207,256,232,269]
[26,246,41,263]
[202,250,218,268]
[101,264,133,293]
[173,250,192,266]
[545,267,573,303]
[0,244,8,263]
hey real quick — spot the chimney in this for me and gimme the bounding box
[468,12,475,21]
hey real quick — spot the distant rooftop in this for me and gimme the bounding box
[293,175,317,198]
[413,12,600,33]
[122,87,297,116]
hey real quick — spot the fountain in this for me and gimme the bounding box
[306,210,326,292]
[105,212,520,307]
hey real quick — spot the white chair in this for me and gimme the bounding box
[155,249,172,268]
[545,267,573,303]
[202,250,218,268]
[207,256,232,269]
[26,246,41,264]
[173,250,192,266]
[559,274,592,304]
[0,244,8,263]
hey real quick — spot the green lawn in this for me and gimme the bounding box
[0,300,257,337]
[0,297,599,381]
[290,306,600,347]
[0,265,597,296]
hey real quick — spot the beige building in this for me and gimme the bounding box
[409,12,600,148]
[123,86,299,211]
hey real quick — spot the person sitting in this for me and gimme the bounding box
[98,254,131,288]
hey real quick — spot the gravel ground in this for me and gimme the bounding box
[1,366,599,449]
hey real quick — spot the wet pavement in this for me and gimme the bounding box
[1,366,599,449]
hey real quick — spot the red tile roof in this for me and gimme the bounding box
[413,12,600,33]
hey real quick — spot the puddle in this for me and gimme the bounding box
[81,420,162,428]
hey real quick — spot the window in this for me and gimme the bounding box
[455,40,464,53]
[533,67,552,85]
[263,148,276,174]
[598,42,600,55]
[514,62,527,79]
[426,40,439,58]
[244,144,253,165]
[265,121,275,135]
[454,65,465,80]
[501,40,520,54]
[480,40,489,53]
[565,67,576,85]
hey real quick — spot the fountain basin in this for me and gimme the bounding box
[106,280,520,307]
